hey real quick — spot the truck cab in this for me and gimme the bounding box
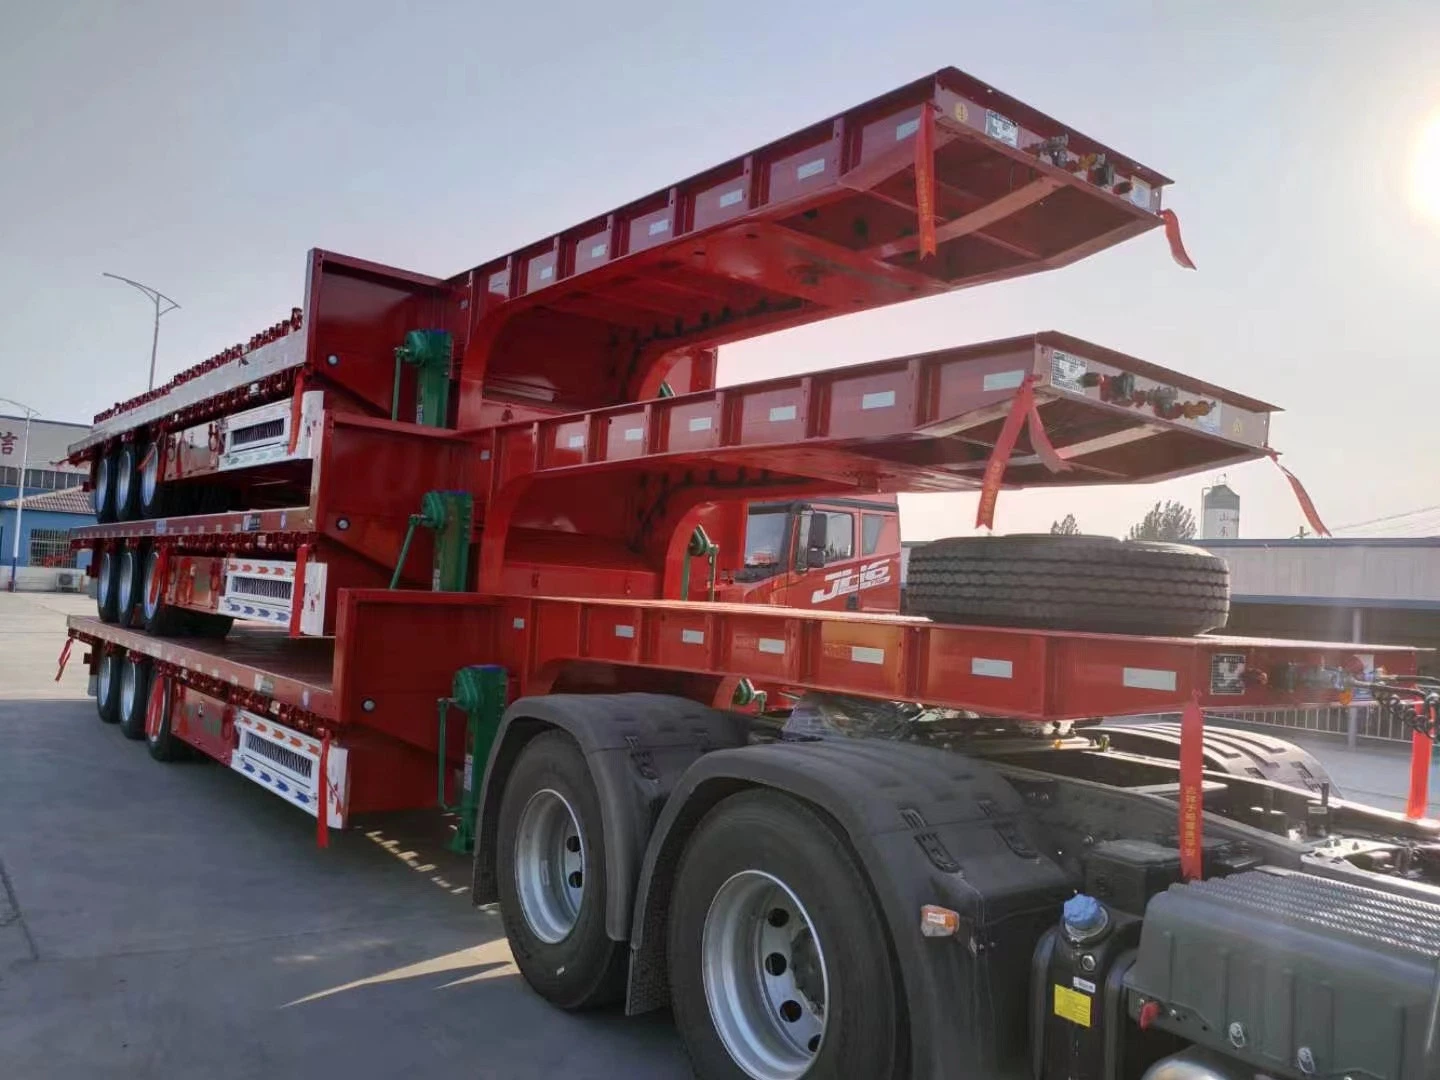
[718,495,901,612]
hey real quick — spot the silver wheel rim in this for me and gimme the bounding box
[513,788,585,943]
[702,870,829,1080]
[140,443,159,508]
[97,551,114,608]
[94,457,110,513]
[117,552,137,617]
[99,654,114,703]
[142,552,160,620]
[120,660,138,719]
[115,447,133,511]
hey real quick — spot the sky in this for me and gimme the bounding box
[3,1,1439,541]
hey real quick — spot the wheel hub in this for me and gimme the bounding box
[97,552,114,608]
[142,553,159,620]
[702,869,829,1080]
[120,660,137,718]
[115,449,132,510]
[140,445,159,507]
[513,788,585,944]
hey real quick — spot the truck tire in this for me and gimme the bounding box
[146,675,189,761]
[118,656,153,740]
[113,442,142,522]
[115,547,145,629]
[96,652,122,724]
[182,611,235,639]
[1104,721,1338,795]
[93,451,117,524]
[137,437,171,519]
[904,534,1229,635]
[668,790,904,1080]
[140,548,187,636]
[495,731,627,1009]
[96,549,120,624]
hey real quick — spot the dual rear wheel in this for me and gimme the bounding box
[93,440,228,524]
[95,651,190,761]
[497,734,903,1079]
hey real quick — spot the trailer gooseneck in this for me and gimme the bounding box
[65,67,1439,1080]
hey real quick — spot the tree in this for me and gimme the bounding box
[1050,513,1081,535]
[1127,500,1197,542]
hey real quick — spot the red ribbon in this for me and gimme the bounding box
[915,103,937,259]
[316,732,331,849]
[287,377,306,455]
[289,543,311,638]
[1407,714,1432,821]
[974,375,1070,530]
[55,637,73,683]
[1268,452,1331,536]
[1160,209,1196,270]
[1178,693,1205,880]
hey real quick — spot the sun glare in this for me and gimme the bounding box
[1411,110,1440,224]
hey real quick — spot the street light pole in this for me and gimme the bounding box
[0,397,37,592]
[103,273,180,390]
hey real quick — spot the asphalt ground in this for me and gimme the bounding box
[0,592,688,1079]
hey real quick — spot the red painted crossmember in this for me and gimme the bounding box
[289,543,311,637]
[973,374,1069,529]
[914,102,937,259]
[1178,693,1204,879]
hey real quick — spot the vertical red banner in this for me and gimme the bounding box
[1178,694,1205,880]
[1270,454,1331,536]
[915,102,937,259]
[316,733,331,849]
[973,376,1034,530]
[1407,718,1432,821]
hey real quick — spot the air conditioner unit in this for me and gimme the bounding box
[56,571,79,592]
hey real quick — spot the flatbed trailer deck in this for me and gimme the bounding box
[60,66,1440,1080]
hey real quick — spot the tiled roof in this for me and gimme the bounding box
[0,485,93,515]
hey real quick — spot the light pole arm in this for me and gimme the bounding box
[103,273,180,390]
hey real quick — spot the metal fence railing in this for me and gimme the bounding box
[1119,703,1410,747]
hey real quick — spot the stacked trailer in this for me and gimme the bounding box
[64,68,1440,1080]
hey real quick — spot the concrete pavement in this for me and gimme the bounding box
[0,592,687,1079]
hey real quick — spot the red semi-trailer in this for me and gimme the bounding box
[64,68,1440,1080]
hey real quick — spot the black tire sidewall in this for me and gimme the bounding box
[116,548,144,629]
[96,550,120,623]
[94,452,117,524]
[118,658,153,740]
[668,790,903,1080]
[146,676,185,760]
[96,653,122,724]
[137,440,166,520]
[114,444,140,521]
[495,731,625,1010]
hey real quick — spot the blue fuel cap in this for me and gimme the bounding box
[1064,893,1106,934]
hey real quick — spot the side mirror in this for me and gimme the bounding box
[804,512,828,568]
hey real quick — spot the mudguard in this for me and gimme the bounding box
[626,738,1074,1080]
[471,693,746,941]
[1104,721,1337,794]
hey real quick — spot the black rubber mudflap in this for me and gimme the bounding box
[904,534,1229,635]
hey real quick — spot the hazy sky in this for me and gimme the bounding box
[3,2,1438,540]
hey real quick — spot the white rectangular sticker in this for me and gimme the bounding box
[895,118,920,140]
[1072,976,1098,994]
[688,416,713,432]
[861,390,896,410]
[614,625,635,639]
[648,219,670,236]
[985,110,1019,147]
[758,637,786,655]
[623,427,644,442]
[589,242,607,258]
[1050,351,1087,392]
[768,405,797,422]
[850,646,885,665]
[983,369,1026,392]
[1123,667,1177,691]
[566,434,585,449]
[719,189,744,208]
[681,629,705,645]
[796,158,826,180]
[971,658,1014,679]
[512,618,526,630]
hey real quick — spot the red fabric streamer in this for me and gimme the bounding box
[915,103,937,259]
[1407,717,1432,821]
[54,637,72,682]
[1160,209,1196,270]
[287,377,306,455]
[317,732,331,849]
[974,375,1069,530]
[1267,453,1331,537]
[1178,693,1205,880]
[289,543,310,638]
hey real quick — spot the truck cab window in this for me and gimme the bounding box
[861,513,884,555]
[824,512,854,561]
[740,508,790,581]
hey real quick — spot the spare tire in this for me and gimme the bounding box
[904,534,1229,635]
